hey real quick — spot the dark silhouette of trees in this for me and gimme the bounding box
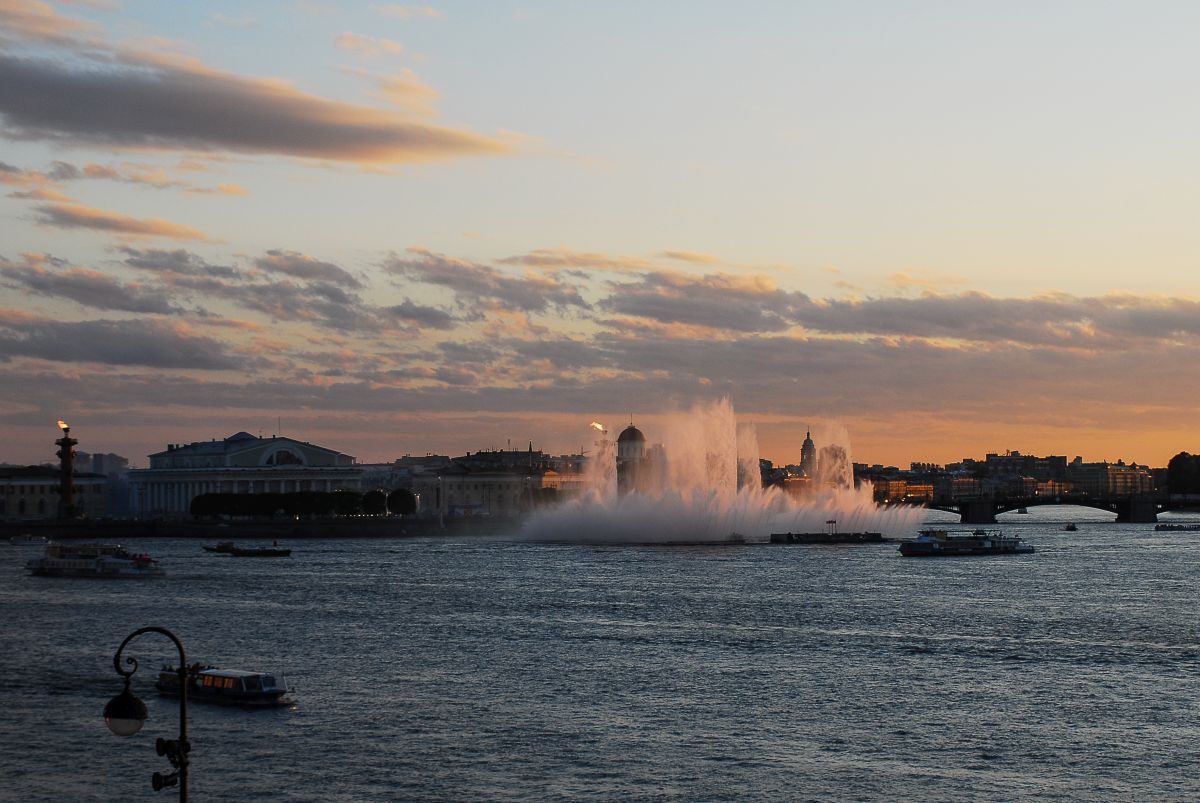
[190,490,365,518]
[189,487,430,518]
[1167,452,1200,494]
[362,490,387,516]
[386,488,417,515]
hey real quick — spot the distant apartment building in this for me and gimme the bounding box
[1036,480,1071,497]
[127,432,362,518]
[0,466,107,521]
[1065,459,1154,496]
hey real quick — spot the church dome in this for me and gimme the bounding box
[617,425,646,444]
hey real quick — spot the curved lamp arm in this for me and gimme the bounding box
[111,626,190,802]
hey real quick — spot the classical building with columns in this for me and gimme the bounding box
[128,432,362,518]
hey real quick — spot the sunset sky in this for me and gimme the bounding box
[3,1,1199,468]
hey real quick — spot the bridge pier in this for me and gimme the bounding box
[959,500,997,524]
[1115,495,1157,523]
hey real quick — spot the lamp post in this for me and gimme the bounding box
[103,626,190,801]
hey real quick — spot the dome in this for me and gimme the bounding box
[801,429,815,451]
[617,425,646,444]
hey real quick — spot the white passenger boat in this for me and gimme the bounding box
[157,665,292,707]
[26,542,166,578]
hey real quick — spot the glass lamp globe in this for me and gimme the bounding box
[104,683,148,737]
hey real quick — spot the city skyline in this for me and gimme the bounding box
[4,2,1200,468]
[4,420,1175,475]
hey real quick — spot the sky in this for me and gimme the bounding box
[2,0,1200,469]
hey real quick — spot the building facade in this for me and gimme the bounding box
[0,466,107,521]
[127,432,361,518]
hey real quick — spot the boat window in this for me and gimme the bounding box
[262,676,276,688]
[244,676,262,691]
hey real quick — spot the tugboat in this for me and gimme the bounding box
[26,542,166,577]
[899,529,1034,557]
[157,664,292,707]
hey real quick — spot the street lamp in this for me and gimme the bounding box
[104,626,191,801]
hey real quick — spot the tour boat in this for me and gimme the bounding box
[202,541,237,553]
[156,665,292,707]
[898,529,1034,557]
[26,542,166,577]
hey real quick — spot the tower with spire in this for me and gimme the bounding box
[799,428,818,478]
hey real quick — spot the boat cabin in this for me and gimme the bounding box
[197,668,286,694]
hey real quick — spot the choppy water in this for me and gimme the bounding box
[2,507,1199,801]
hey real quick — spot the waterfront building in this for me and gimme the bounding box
[0,465,107,521]
[411,465,536,519]
[405,444,583,519]
[127,432,361,518]
[543,453,589,496]
[1065,458,1154,496]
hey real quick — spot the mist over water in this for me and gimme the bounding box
[522,399,922,543]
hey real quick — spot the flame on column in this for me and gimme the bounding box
[57,419,69,430]
[590,421,605,432]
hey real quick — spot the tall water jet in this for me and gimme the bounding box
[521,398,922,543]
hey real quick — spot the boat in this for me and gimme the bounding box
[1154,523,1200,532]
[229,546,291,557]
[898,529,1034,557]
[8,533,46,544]
[26,542,166,577]
[1016,507,1029,514]
[156,664,292,707]
[1064,523,1077,532]
[770,531,884,544]
[770,517,885,544]
[204,541,291,557]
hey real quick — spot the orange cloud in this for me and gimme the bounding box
[335,31,404,57]
[885,270,967,293]
[185,183,247,196]
[372,69,439,117]
[0,0,98,46]
[33,202,211,241]
[498,247,660,272]
[659,250,721,265]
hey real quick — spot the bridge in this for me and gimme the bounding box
[914,493,1189,524]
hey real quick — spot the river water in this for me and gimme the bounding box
[2,507,1198,801]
